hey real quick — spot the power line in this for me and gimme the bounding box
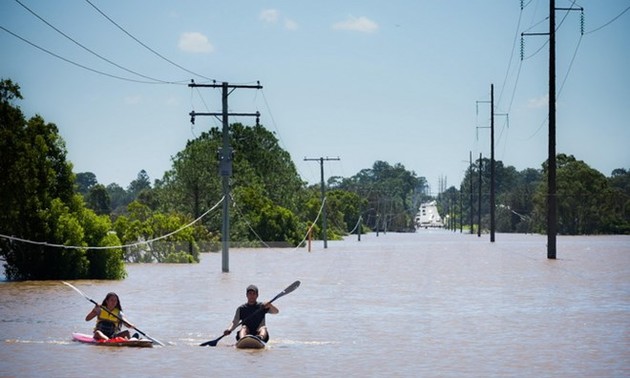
[0,25,173,84]
[14,0,181,84]
[585,5,630,34]
[497,2,525,110]
[84,0,216,82]
[557,34,583,98]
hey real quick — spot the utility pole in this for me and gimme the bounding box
[304,156,340,249]
[477,84,508,242]
[477,153,482,238]
[459,185,463,233]
[548,0,557,259]
[476,86,495,242]
[469,151,474,234]
[188,80,262,272]
[522,0,583,259]
[490,84,495,242]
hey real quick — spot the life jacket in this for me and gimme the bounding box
[95,307,122,337]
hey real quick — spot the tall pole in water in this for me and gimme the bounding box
[469,151,474,234]
[521,0,582,259]
[547,0,557,259]
[477,153,482,238]
[490,84,496,243]
[304,156,340,249]
[188,80,262,271]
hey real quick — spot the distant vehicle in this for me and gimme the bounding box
[415,201,444,229]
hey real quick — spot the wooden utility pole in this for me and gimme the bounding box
[188,80,262,272]
[304,156,340,249]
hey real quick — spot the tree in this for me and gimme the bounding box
[86,184,111,215]
[155,136,220,219]
[0,79,126,280]
[607,168,630,233]
[106,183,129,216]
[155,123,307,246]
[1,79,77,279]
[533,154,614,234]
[327,189,367,234]
[230,123,305,212]
[233,186,303,246]
[113,201,200,263]
[75,172,98,195]
[128,169,151,196]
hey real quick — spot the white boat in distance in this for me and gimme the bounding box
[415,201,444,229]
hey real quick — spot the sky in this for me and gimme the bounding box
[1,1,629,195]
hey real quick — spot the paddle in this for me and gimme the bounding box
[200,280,301,347]
[62,281,166,346]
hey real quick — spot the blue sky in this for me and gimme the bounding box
[1,1,628,194]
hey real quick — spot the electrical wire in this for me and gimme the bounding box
[498,1,525,109]
[13,0,183,84]
[84,0,216,82]
[557,34,583,98]
[584,5,630,34]
[0,25,171,84]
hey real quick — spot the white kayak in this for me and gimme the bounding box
[72,332,153,348]
[235,335,266,349]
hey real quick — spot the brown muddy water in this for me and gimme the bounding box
[1,231,628,377]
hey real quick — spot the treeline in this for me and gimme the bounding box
[1,78,628,280]
[438,157,630,235]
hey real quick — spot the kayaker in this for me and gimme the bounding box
[223,284,279,342]
[85,292,136,341]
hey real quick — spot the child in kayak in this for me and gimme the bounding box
[85,292,136,341]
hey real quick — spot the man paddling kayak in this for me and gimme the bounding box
[85,292,136,341]
[223,285,279,342]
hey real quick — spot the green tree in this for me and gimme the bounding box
[1,80,76,279]
[155,136,220,219]
[75,172,97,195]
[607,168,630,233]
[495,167,541,233]
[0,79,126,280]
[113,201,200,263]
[230,123,304,211]
[106,183,129,216]
[86,184,111,215]
[156,123,307,246]
[128,169,152,197]
[233,186,303,246]
[533,154,614,234]
[327,189,367,234]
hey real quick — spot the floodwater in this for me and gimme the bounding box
[1,231,628,377]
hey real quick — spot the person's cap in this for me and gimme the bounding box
[246,284,258,293]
